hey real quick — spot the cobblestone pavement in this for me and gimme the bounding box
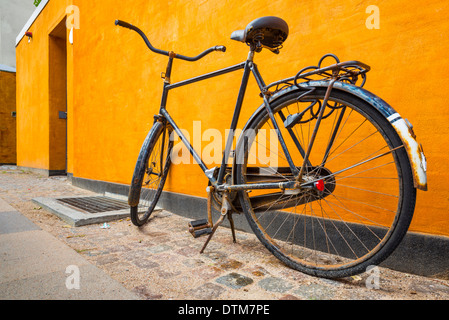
[1,166,448,300]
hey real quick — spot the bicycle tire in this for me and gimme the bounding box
[235,88,416,278]
[129,121,173,226]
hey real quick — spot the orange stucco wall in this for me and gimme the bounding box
[16,0,73,172]
[0,71,17,164]
[16,0,449,237]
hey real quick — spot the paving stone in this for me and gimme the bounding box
[104,244,131,253]
[104,261,133,275]
[194,265,223,281]
[152,253,182,265]
[132,285,163,300]
[132,258,159,269]
[218,259,244,270]
[122,249,151,261]
[82,249,109,257]
[182,258,205,268]
[147,231,170,238]
[409,282,449,295]
[293,284,336,300]
[258,277,294,293]
[279,294,301,300]
[189,282,225,299]
[176,246,201,257]
[202,250,227,261]
[155,268,182,279]
[216,272,254,289]
[247,266,268,277]
[321,278,344,287]
[147,244,173,254]
[111,231,130,238]
[96,254,120,266]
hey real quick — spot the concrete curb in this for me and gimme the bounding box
[32,196,130,227]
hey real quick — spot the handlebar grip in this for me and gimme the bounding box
[115,20,134,30]
[214,46,227,53]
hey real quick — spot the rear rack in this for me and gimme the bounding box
[266,53,370,95]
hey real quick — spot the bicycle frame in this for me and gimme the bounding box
[115,19,337,193]
[157,50,299,192]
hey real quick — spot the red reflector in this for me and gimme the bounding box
[314,179,325,191]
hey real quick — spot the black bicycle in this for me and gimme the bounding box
[116,16,427,278]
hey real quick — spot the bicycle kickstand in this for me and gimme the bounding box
[200,190,236,254]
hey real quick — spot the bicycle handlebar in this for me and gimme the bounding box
[115,20,226,61]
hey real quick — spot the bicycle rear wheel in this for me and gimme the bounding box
[129,121,173,226]
[235,88,416,278]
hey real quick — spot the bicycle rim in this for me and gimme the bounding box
[236,89,416,278]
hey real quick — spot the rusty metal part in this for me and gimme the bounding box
[200,191,237,253]
[188,219,212,238]
[206,186,214,227]
[168,51,177,59]
[188,224,211,233]
[208,169,239,212]
[227,212,237,243]
[388,114,428,191]
[190,227,213,238]
[188,219,211,231]
[200,213,226,254]
[215,166,336,213]
[259,89,274,98]
[153,114,165,123]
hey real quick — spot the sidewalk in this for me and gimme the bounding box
[0,197,139,300]
[0,166,448,300]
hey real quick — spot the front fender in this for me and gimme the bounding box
[241,81,427,191]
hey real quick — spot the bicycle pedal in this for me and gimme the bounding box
[190,227,212,238]
[188,219,212,238]
[189,219,209,228]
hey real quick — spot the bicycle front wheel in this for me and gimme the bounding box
[235,88,416,278]
[129,121,173,226]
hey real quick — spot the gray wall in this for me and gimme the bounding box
[0,0,36,69]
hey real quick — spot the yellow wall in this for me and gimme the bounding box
[16,0,73,172]
[16,0,449,237]
[0,71,17,164]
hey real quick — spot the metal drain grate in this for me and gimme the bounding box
[57,196,129,214]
